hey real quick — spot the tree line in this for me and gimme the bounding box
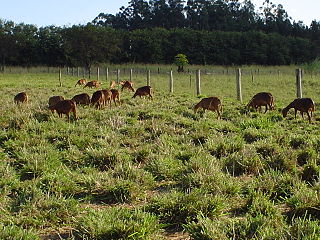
[1,0,320,69]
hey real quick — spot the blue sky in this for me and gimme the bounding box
[0,0,318,27]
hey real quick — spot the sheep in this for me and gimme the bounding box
[101,89,112,107]
[84,80,100,88]
[132,86,153,99]
[120,80,135,92]
[110,89,121,106]
[247,92,274,113]
[282,98,315,123]
[109,80,116,89]
[48,95,64,109]
[91,90,105,109]
[71,93,90,105]
[194,97,222,119]
[48,100,77,121]
[14,92,28,104]
[75,78,87,87]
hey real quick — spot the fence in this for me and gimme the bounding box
[0,65,313,103]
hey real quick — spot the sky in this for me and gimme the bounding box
[0,0,319,27]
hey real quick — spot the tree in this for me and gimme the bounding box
[174,53,188,72]
[61,24,120,77]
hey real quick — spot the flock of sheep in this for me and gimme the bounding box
[13,78,316,123]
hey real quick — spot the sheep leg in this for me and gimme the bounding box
[301,111,304,119]
[294,109,297,119]
[216,109,221,119]
[264,105,268,113]
[307,111,311,123]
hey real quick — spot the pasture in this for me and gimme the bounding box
[1,65,320,239]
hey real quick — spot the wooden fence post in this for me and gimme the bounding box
[106,67,109,82]
[117,69,120,83]
[59,68,62,87]
[97,67,100,81]
[147,70,151,86]
[296,68,302,98]
[196,69,201,95]
[77,67,80,77]
[236,68,242,102]
[130,69,133,82]
[169,70,173,93]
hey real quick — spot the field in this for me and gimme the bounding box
[1,65,320,239]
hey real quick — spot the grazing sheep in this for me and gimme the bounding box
[48,95,64,109]
[14,92,28,104]
[110,89,120,106]
[84,80,100,88]
[71,93,90,105]
[109,80,116,89]
[132,86,153,99]
[194,97,222,119]
[91,90,105,109]
[247,92,274,113]
[120,80,135,92]
[101,89,112,107]
[282,98,315,123]
[48,100,77,120]
[75,78,87,87]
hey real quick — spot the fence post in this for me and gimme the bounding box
[117,69,120,83]
[59,68,62,87]
[147,70,151,86]
[169,70,173,93]
[77,67,80,77]
[236,68,242,102]
[196,69,201,95]
[130,69,133,82]
[296,68,302,98]
[97,67,100,81]
[106,67,109,82]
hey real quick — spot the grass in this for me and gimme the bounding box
[1,65,320,239]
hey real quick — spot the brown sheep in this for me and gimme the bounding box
[101,89,112,107]
[48,96,64,109]
[14,92,28,104]
[282,98,315,123]
[109,80,116,89]
[120,80,135,92]
[71,93,90,105]
[247,92,274,113]
[84,80,100,88]
[91,90,105,109]
[75,78,87,87]
[48,100,77,120]
[194,97,222,119]
[132,86,153,99]
[110,89,120,106]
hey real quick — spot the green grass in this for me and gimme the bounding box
[1,65,320,238]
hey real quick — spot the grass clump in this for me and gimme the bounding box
[75,207,162,240]
[146,189,225,227]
